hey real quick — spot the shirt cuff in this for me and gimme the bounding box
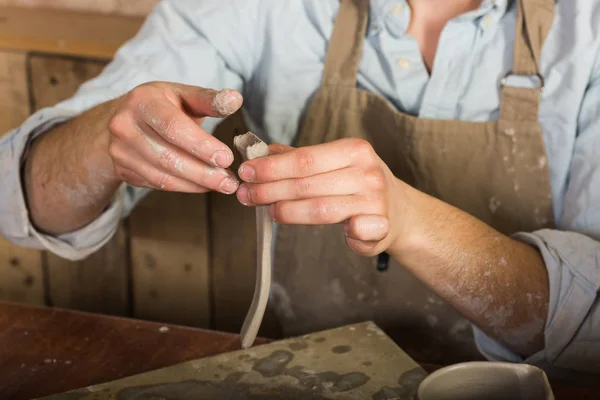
[472,324,525,363]
[0,107,125,261]
[473,229,600,375]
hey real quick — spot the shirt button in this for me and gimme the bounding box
[483,15,493,27]
[390,3,404,15]
[370,22,382,35]
[396,58,411,69]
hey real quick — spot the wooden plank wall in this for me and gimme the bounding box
[0,7,146,59]
[28,55,131,316]
[0,0,159,16]
[0,52,45,306]
[129,191,210,328]
[0,50,214,327]
[0,5,278,338]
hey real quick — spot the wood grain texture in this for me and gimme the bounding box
[114,0,159,17]
[0,0,159,17]
[0,240,44,305]
[0,51,45,306]
[0,7,144,59]
[28,54,106,111]
[45,224,130,315]
[0,301,266,400]
[28,54,130,316]
[0,51,29,133]
[129,191,211,328]
[209,112,282,339]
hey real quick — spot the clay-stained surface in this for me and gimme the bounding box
[40,322,427,400]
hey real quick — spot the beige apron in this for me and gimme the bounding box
[210,0,555,364]
[266,0,556,364]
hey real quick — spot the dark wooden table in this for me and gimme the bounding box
[0,302,596,400]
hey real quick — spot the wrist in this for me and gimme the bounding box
[386,180,432,266]
[92,125,120,186]
[89,98,123,187]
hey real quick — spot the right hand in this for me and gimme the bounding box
[107,82,243,194]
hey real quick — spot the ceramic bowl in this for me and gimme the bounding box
[417,362,554,400]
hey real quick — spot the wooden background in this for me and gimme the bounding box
[0,3,281,338]
[0,0,158,16]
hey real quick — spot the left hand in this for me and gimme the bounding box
[235,138,410,256]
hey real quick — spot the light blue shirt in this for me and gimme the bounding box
[1,0,600,378]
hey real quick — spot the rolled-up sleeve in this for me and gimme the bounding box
[0,110,104,260]
[474,44,600,375]
[0,0,260,260]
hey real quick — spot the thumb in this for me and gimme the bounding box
[172,84,244,118]
[343,215,390,257]
[344,215,390,242]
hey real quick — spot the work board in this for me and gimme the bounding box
[40,322,427,400]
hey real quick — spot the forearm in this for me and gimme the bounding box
[390,183,549,357]
[24,99,122,235]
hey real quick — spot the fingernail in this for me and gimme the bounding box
[360,216,389,238]
[269,204,278,222]
[212,89,243,117]
[219,176,239,194]
[237,185,251,205]
[211,149,233,168]
[343,220,351,236]
[238,164,255,182]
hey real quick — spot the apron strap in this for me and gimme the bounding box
[499,0,555,121]
[321,0,370,87]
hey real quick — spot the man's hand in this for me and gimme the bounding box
[108,82,242,194]
[236,138,550,357]
[235,138,413,257]
[25,82,243,235]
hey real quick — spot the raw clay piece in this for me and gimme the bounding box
[233,132,272,349]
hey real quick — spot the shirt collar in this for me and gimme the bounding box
[457,0,511,31]
[369,0,512,37]
[369,0,408,37]
[456,0,504,20]
[368,0,397,37]
[493,0,511,16]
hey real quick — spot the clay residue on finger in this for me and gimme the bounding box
[145,135,185,172]
[212,89,243,117]
[268,143,294,154]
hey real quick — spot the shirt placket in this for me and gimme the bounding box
[376,0,430,115]
[377,0,502,119]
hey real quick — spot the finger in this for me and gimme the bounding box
[115,166,149,188]
[343,215,390,242]
[132,125,240,194]
[239,138,376,183]
[345,237,385,257]
[267,143,295,155]
[344,215,391,257]
[268,195,384,225]
[237,167,364,206]
[173,85,243,118]
[111,144,211,193]
[137,99,235,168]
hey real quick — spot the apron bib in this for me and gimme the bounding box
[213,0,555,364]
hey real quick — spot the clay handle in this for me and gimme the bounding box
[233,132,272,349]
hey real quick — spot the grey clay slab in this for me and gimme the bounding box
[39,322,427,400]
